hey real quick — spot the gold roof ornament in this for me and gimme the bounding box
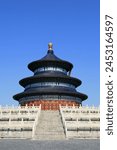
[48,42,53,50]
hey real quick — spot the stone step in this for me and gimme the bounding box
[36,129,64,132]
[33,110,65,140]
[34,135,65,140]
[35,133,64,135]
[37,125,62,127]
[36,122,63,124]
[38,118,62,120]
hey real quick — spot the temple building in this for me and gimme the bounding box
[0,43,100,139]
[13,43,88,110]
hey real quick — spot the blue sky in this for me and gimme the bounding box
[0,0,99,106]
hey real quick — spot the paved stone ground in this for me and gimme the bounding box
[0,139,100,150]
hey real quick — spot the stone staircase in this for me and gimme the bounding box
[33,110,65,140]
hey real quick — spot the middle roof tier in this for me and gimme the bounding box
[19,72,82,88]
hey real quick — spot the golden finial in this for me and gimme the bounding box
[48,42,53,50]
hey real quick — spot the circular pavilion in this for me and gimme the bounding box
[13,43,88,110]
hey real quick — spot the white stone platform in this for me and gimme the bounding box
[0,105,100,139]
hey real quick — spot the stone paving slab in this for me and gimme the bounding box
[0,139,100,150]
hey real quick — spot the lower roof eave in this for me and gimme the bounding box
[13,91,88,102]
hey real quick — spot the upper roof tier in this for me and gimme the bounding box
[28,43,73,72]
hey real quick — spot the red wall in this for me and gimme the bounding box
[21,100,80,110]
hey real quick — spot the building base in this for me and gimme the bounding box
[21,100,80,110]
